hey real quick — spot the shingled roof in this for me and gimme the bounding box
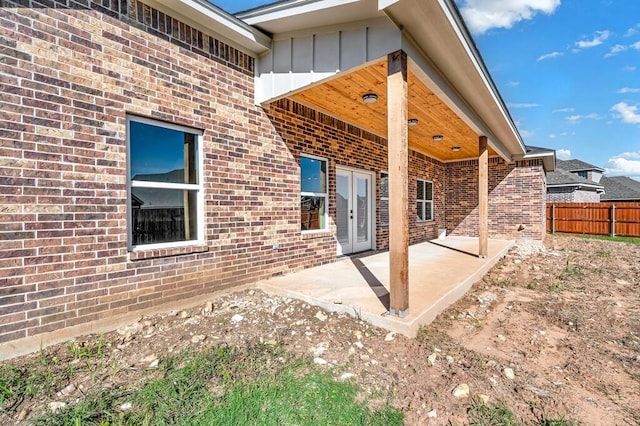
[600,176,640,201]
[547,167,604,189]
[556,159,605,173]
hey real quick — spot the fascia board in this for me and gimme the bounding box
[240,0,360,24]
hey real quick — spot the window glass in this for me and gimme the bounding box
[128,117,202,247]
[416,179,434,222]
[380,172,389,198]
[300,157,326,193]
[129,121,198,184]
[301,196,326,231]
[131,189,197,245]
[300,156,327,231]
[380,172,389,226]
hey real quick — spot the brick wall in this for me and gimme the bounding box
[267,99,447,251]
[446,158,546,240]
[0,0,548,348]
[547,187,601,203]
[0,0,333,346]
[0,2,450,347]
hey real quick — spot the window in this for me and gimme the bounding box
[577,171,588,179]
[380,172,389,226]
[416,179,433,222]
[127,115,203,248]
[300,155,327,231]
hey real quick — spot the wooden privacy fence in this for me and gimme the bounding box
[547,202,640,237]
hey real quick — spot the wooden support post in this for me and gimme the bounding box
[551,204,556,234]
[611,204,616,237]
[478,136,488,259]
[387,50,409,317]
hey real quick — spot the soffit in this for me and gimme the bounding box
[290,60,496,161]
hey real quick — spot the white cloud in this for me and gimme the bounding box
[537,51,563,61]
[632,41,640,50]
[458,0,561,35]
[508,103,540,108]
[625,24,640,37]
[575,30,610,49]
[611,102,640,124]
[605,44,628,57]
[624,66,637,72]
[553,107,574,113]
[606,151,640,179]
[506,81,520,87]
[565,113,601,123]
[556,149,572,160]
[618,87,640,94]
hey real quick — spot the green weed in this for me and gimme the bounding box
[468,399,518,426]
[67,335,108,360]
[557,260,582,281]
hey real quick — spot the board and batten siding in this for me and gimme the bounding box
[256,17,401,103]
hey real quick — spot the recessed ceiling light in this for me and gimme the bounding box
[362,93,378,104]
[451,146,461,152]
[408,118,419,126]
[432,135,444,141]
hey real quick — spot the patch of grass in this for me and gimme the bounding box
[0,351,67,411]
[468,399,518,426]
[573,234,640,245]
[198,369,403,426]
[31,343,403,426]
[595,248,611,257]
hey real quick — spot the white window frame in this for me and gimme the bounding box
[300,153,329,233]
[126,115,205,251]
[380,171,389,226]
[417,179,434,222]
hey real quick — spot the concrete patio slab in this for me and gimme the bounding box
[256,237,514,337]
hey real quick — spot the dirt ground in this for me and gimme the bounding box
[1,234,639,425]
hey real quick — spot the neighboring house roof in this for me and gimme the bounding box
[556,159,605,173]
[546,168,604,191]
[600,176,640,201]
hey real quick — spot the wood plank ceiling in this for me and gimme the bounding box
[291,60,496,161]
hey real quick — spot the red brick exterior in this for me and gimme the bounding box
[0,1,317,345]
[446,158,547,240]
[267,100,447,251]
[0,1,547,348]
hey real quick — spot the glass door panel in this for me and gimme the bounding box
[337,168,372,255]
[336,172,351,250]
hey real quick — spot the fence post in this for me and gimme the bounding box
[610,204,616,237]
[551,204,556,234]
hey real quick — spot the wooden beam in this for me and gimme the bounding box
[387,50,409,317]
[478,135,488,258]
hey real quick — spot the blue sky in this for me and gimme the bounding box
[212,0,640,180]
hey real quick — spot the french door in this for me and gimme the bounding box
[336,168,373,255]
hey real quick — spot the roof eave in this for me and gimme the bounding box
[381,0,526,159]
[154,0,271,54]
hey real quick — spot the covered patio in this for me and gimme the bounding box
[257,237,513,337]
